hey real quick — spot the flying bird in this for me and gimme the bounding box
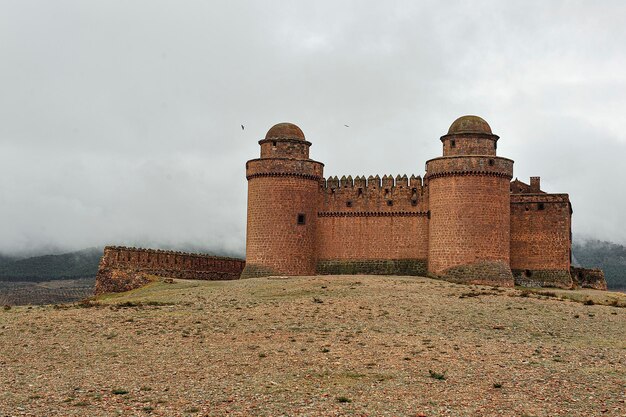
[344,124,349,128]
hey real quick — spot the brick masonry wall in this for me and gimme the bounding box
[316,215,429,269]
[241,175,320,278]
[317,259,427,276]
[512,270,573,289]
[510,194,572,288]
[95,246,245,295]
[441,133,498,157]
[427,173,513,285]
[570,267,607,290]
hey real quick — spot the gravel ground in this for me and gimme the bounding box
[0,275,624,416]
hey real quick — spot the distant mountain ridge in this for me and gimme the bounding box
[0,246,239,283]
[0,248,102,282]
[2,241,625,290]
[572,239,626,291]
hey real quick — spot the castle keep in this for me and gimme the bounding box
[242,116,576,288]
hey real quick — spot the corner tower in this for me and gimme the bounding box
[240,123,324,278]
[425,116,515,286]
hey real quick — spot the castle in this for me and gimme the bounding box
[242,115,580,288]
[95,115,607,294]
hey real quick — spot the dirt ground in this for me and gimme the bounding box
[0,275,625,416]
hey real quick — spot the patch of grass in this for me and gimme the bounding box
[321,347,330,353]
[3,305,11,310]
[112,389,129,395]
[76,298,102,308]
[312,297,324,304]
[538,291,557,298]
[336,396,352,403]
[74,401,89,406]
[258,352,267,358]
[428,369,446,380]
[142,406,154,412]
[184,407,200,413]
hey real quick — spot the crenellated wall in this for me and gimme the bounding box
[95,246,245,294]
[316,174,429,275]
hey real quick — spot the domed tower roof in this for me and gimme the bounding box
[265,122,305,141]
[447,115,492,135]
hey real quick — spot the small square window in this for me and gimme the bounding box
[488,159,495,166]
[387,200,393,206]
[450,140,456,148]
[297,213,306,225]
[538,203,545,210]
[346,201,353,207]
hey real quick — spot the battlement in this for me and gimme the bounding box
[95,246,245,295]
[320,174,427,212]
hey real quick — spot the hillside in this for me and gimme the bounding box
[1,275,624,416]
[573,239,626,290]
[0,248,102,282]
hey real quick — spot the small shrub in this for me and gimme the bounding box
[112,389,128,395]
[583,299,595,306]
[519,290,531,298]
[428,370,446,380]
[312,297,324,304]
[258,353,267,358]
[321,347,330,353]
[336,396,352,403]
[116,301,142,308]
[493,383,502,389]
[184,407,200,413]
[3,305,10,311]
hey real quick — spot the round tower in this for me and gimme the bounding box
[426,116,514,286]
[241,123,324,278]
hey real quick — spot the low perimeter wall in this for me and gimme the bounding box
[95,246,245,295]
[570,267,607,290]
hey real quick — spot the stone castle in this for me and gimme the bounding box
[241,115,600,289]
[95,115,606,293]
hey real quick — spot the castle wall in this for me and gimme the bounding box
[510,194,573,288]
[441,133,498,156]
[571,267,607,290]
[242,175,320,278]
[315,174,429,275]
[95,246,245,295]
[426,154,514,286]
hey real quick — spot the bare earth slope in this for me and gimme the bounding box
[0,276,624,416]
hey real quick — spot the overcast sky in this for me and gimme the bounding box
[1,1,625,257]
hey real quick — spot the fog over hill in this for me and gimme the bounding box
[1,2,626,256]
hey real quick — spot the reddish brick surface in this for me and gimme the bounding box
[510,194,571,271]
[427,175,512,279]
[240,117,604,289]
[242,175,320,277]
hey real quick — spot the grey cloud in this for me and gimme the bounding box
[1,0,625,256]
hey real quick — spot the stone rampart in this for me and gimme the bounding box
[95,246,245,295]
[571,267,608,290]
